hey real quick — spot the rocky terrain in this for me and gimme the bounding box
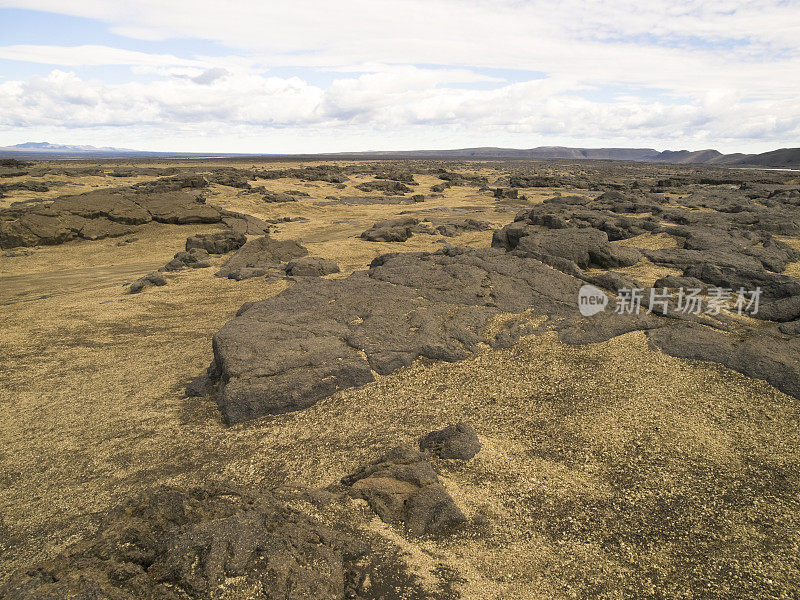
[1,157,799,599]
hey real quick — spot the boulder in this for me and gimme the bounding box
[161,248,212,272]
[495,225,641,269]
[493,188,519,199]
[361,217,421,242]
[219,210,272,235]
[341,445,467,536]
[227,266,273,281]
[204,247,593,423]
[133,191,222,224]
[263,191,297,203]
[207,169,252,189]
[754,295,800,322]
[434,218,492,237]
[285,256,340,277]
[185,231,247,254]
[355,180,411,194]
[215,236,308,279]
[419,422,481,460]
[129,271,167,294]
[0,486,385,600]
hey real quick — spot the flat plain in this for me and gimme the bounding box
[1,158,799,599]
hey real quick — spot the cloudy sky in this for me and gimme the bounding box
[0,1,798,153]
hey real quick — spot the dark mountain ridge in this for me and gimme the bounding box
[1,142,798,168]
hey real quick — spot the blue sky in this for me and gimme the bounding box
[0,1,798,153]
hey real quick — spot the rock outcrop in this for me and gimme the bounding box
[215,236,309,280]
[0,485,427,600]
[419,422,481,460]
[341,445,468,537]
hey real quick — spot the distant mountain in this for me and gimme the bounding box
[653,149,723,164]
[733,148,800,169]
[0,142,798,168]
[3,142,140,154]
[334,146,665,161]
[326,146,799,168]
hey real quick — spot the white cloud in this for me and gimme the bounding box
[0,44,201,67]
[1,66,797,153]
[0,0,798,151]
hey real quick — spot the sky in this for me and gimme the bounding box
[0,1,798,154]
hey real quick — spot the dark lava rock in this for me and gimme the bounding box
[263,190,298,203]
[1,188,225,249]
[778,320,800,335]
[161,248,212,272]
[207,169,252,189]
[430,184,447,193]
[0,180,50,193]
[419,423,481,460]
[412,194,425,202]
[129,271,167,294]
[341,445,467,536]
[0,158,30,169]
[493,188,519,199]
[219,209,272,236]
[201,240,800,425]
[434,218,492,237]
[215,235,308,280]
[186,231,247,254]
[285,256,341,277]
[257,165,349,183]
[48,190,154,224]
[508,175,560,187]
[435,171,487,186]
[586,270,642,292]
[131,173,208,192]
[681,262,800,300]
[754,295,800,322]
[0,485,397,600]
[361,217,421,242]
[133,192,222,224]
[223,267,269,281]
[647,322,800,399]
[195,171,800,424]
[356,180,412,194]
[652,275,708,290]
[494,224,641,269]
[205,246,650,424]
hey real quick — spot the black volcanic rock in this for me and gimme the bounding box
[263,190,298,203]
[185,231,247,254]
[214,235,308,280]
[356,180,412,194]
[285,256,340,277]
[0,188,234,249]
[204,246,639,423]
[494,224,641,269]
[129,271,167,294]
[0,485,422,600]
[648,322,800,399]
[420,423,481,460]
[361,217,421,242]
[434,218,492,237]
[160,248,212,272]
[341,444,467,536]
